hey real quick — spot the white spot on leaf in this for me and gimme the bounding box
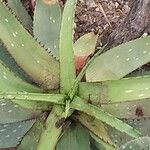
[8,110,12,113]
[0,129,6,132]
[12,129,17,133]
[146,43,149,46]
[138,94,144,97]
[3,75,7,79]
[5,135,10,138]
[125,90,133,93]
[12,33,17,37]
[128,49,132,52]
[11,43,14,47]
[5,19,8,22]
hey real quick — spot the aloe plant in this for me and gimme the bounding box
[0,0,150,149]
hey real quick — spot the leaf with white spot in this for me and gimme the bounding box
[79,76,150,104]
[7,0,32,31]
[0,120,35,148]
[107,118,150,146]
[0,2,59,90]
[33,0,61,58]
[86,36,150,82]
[37,0,77,149]
[0,59,46,123]
[17,119,44,150]
[102,99,150,119]
[0,60,41,93]
[119,137,150,150]
[0,100,40,124]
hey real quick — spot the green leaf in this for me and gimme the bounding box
[69,45,104,100]
[0,100,40,124]
[74,113,116,147]
[0,60,41,93]
[59,0,76,93]
[0,92,65,105]
[37,106,64,150]
[79,76,150,104]
[102,99,150,119]
[86,36,150,81]
[7,0,32,31]
[119,137,150,150]
[33,0,61,58]
[37,0,78,149]
[56,124,91,150]
[0,1,59,90]
[0,60,45,123]
[0,42,32,82]
[72,96,142,138]
[74,32,98,56]
[91,133,116,150]
[17,119,44,150]
[74,32,98,74]
[0,120,35,148]
[107,118,150,146]
[0,92,65,104]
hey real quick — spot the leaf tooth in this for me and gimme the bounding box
[33,37,59,61]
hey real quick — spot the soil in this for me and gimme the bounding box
[22,0,131,41]
[74,0,131,40]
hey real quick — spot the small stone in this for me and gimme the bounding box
[95,7,99,12]
[115,2,119,8]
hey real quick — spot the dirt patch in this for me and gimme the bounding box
[75,0,130,40]
[22,0,131,41]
